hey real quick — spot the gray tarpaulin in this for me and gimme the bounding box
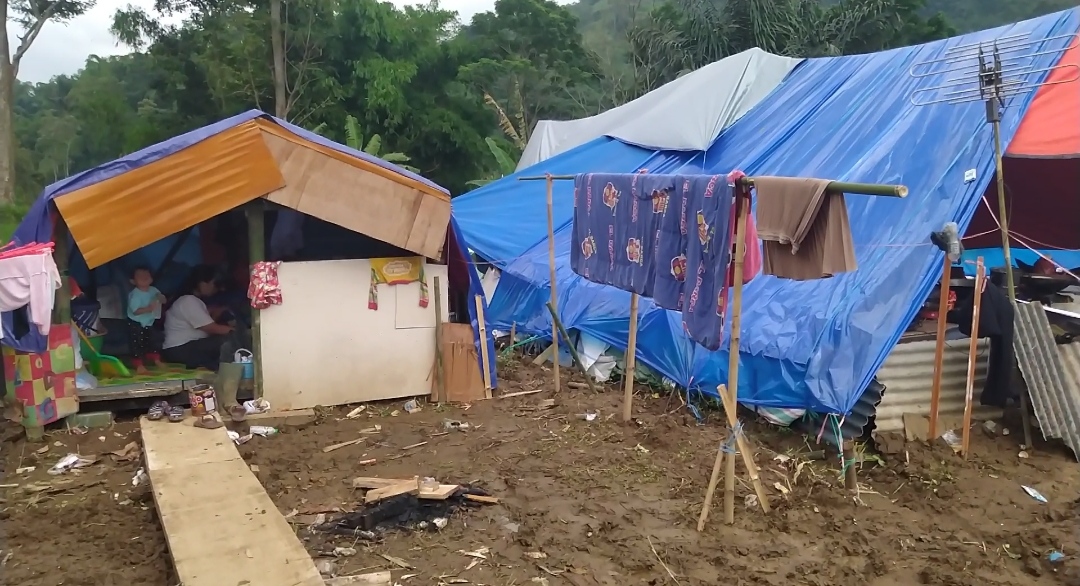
[517,48,803,170]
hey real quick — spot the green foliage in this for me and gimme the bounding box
[8,0,1063,211]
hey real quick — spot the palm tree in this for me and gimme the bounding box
[311,115,419,173]
[628,0,951,95]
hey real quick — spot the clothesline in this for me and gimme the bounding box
[517,174,909,198]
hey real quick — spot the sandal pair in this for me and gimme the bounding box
[147,401,184,423]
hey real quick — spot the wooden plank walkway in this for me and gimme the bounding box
[140,416,323,586]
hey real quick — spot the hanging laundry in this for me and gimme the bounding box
[753,176,857,280]
[572,172,749,350]
[0,246,60,341]
[248,261,283,309]
[571,173,673,297]
[368,257,429,310]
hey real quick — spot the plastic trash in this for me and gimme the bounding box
[48,454,96,475]
[1021,485,1048,503]
[404,399,421,414]
[243,398,271,415]
[249,426,277,437]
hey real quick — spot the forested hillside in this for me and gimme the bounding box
[1,0,1073,218]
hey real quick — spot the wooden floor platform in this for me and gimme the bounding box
[140,416,323,586]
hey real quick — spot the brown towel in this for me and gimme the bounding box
[753,176,857,280]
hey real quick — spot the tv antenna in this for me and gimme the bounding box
[909,31,1079,453]
[909,32,1079,298]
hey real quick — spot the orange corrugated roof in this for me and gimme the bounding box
[1008,36,1080,158]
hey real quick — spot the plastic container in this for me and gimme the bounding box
[188,383,218,416]
[234,349,255,380]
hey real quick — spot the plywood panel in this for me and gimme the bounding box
[139,417,322,586]
[260,260,449,410]
[56,122,284,268]
[395,278,436,330]
[261,133,449,259]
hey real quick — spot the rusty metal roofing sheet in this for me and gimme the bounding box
[1012,301,1080,461]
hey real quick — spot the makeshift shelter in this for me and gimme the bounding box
[6,110,496,422]
[453,9,1080,416]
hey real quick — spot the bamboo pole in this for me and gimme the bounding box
[623,293,640,422]
[246,203,266,398]
[961,258,985,459]
[432,276,446,403]
[518,175,909,198]
[545,174,560,394]
[544,301,598,393]
[697,187,771,527]
[697,386,728,532]
[928,254,952,439]
[474,295,493,399]
[842,440,857,491]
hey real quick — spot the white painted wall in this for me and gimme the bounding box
[260,259,449,410]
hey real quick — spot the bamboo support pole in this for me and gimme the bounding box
[623,293,640,422]
[432,276,446,403]
[961,258,985,459]
[518,175,908,198]
[545,174,560,393]
[928,254,952,439]
[842,440,858,491]
[697,188,770,527]
[246,203,265,398]
[697,421,726,531]
[474,295,493,399]
[544,301,598,393]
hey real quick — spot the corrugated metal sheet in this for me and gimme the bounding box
[1013,302,1080,461]
[874,337,1000,433]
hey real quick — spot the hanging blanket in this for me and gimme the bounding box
[368,257,429,310]
[571,173,758,350]
[248,261,283,309]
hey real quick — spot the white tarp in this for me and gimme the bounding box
[517,48,803,170]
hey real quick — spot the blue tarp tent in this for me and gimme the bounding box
[8,110,497,388]
[454,10,1080,414]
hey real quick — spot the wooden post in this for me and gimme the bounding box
[509,322,516,344]
[697,393,727,531]
[51,216,72,326]
[698,186,771,526]
[961,258,985,459]
[928,254,952,439]
[842,440,857,491]
[246,203,265,398]
[545,174,560,393]
[545,301,597,393]
[432,276,446,403]
[474,295,493,398]
[623,293,639,422]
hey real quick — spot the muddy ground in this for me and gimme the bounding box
[2,355,1079,586]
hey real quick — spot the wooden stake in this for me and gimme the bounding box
[842,440,857,491]
[928,254,951,439]
[432,276,446,403]
[545,301,598,393]
[545,173,560,393]
[961,258,985,459]
[473,295,493,398]
[509,322,516,344]
[246,203,266,398]
[623,293,640,422]
[697,387,728,532]
[698,188,770,527]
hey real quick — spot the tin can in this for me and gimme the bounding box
[188,383,218,416]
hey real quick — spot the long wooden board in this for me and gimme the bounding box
[140,417,323,586]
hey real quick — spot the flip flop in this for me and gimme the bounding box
[166,406,186,423]
[147,401,168,421]
[193,414,223,430]
[228,405,247,423]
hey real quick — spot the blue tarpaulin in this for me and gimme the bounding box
[454,10,1080,414]
[8,111,498,389]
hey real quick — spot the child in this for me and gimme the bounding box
[127,266,166,373]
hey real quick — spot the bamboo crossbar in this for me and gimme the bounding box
[517,174,908,198]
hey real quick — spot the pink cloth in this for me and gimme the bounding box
[741,210,762,282]
[0,252,60,339]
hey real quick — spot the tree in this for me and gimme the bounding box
[628,0,954,94]
[1,0,95,202]
[312,114,418,172]
[466,137,518,188]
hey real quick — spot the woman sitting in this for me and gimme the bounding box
[162,265,235,370]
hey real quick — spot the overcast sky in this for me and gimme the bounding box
[10,0,503,84]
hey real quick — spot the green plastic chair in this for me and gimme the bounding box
[76,327,131,378]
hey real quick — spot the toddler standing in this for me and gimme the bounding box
[127,267,166,372]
